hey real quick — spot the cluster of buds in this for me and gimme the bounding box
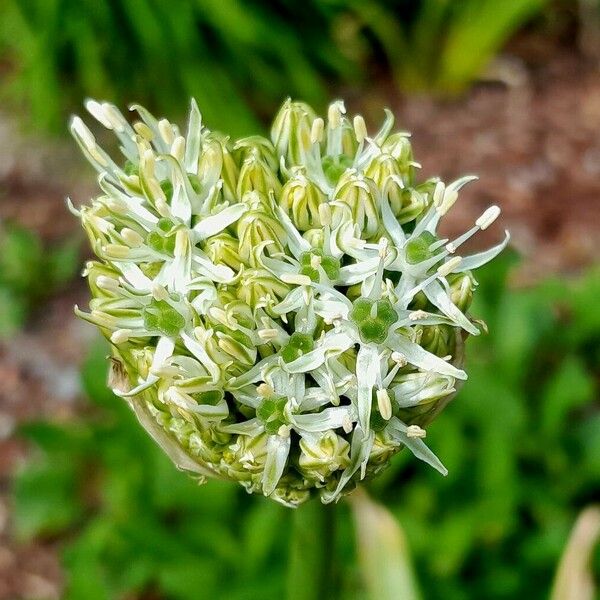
[70,98,508,506]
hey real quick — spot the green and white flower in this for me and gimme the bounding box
[71,98,508,506]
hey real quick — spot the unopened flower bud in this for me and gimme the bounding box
[271,99,316,166]
[279,175,326,231]
[332,172,380,238]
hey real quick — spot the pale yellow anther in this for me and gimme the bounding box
[278,424,292,438]
[476,205,501,230]
[437,256,462,277]
[328,101,345,128]
[158,119,175,145]
[152,284,169,301]
[310,254,322,269]
[103,103,126,132]
[134,122,154,141]
[106,199,128,213]
[437,189,458,216]
[376,389,392,420]
[121,228,143,247]
[257,328,279,341]
[110,329,132,344]
[391,351,407,366]
[406,425,426,438]
[155,198,171,218]
[71,117,96,150]
[311,118,324,144]
[432,181,445,207]
[104,244,130,258]
[281,273,312,286]
[408,310,428,321]
[123,175,140,188]
[318,203,332,226]
[257,383,274,397]
[353,115,367,143]
[171,136,185,162]
[96,276,119,291]
[208,306,228,323]
[142,148,156,174]
[342,413,353,434]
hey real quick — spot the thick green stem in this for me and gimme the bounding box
[287,499,336,600]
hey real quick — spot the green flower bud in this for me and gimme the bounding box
[332,171,380,238]
[381,132,415,185]
[281,332,314,363]
[237,150,282,198]
[200,133,239,203]
[236,268,290,316]
[351,298,398,344]
[396,188,429,225]
[236,207,286,265]
[447,271,476,313]
[298,431,350,482]
[414,324,454,357]
[235,136,278,173]
[364,153,404,214]
[279,174,326,231]
[221,432,269,486]
[270,98,316,166]
[321,154,353,187]
[204,233,244,271]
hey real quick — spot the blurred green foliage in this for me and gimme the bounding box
[351,0,549,92]
[0,223,80,337]
[0,0,547,136]
[13,254,600,599]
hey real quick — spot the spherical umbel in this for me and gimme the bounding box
[71,98,509,506]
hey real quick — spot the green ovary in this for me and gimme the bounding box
[256,396,288,434]
[281,332,315,363]
[299,249,340,282]
[142,299,185,336]
[405,231,438,265]
[350,298,398,344]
